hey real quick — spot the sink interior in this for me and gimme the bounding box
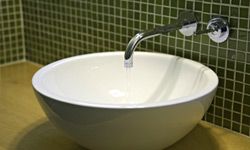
[33,52,218,107]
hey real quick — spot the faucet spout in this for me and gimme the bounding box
[124,24,180,68]
[124,11,197,68]
[124,24,179,61]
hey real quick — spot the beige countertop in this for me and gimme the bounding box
[0,62,250,150]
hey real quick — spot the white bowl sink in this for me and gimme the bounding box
[32,52,218,150]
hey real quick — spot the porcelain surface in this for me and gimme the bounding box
[32,52,218,150]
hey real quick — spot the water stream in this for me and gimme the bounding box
[125,67,132,103]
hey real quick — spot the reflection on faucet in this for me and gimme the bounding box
[124,11,198,68]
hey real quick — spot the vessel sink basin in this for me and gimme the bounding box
[32,52,218,150]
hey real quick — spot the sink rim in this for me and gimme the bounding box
[32,51,218,109]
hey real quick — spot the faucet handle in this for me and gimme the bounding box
[206,17,229,43]
[178,11,198,36]
[195,17,229,43]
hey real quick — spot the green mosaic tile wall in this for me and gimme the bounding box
[22,0,250,136]
[0,0,24,65]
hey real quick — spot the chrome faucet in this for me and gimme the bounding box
[124,11,198,68]
[124,11,230,68]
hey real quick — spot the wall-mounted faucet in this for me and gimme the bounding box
[124,11,229,68]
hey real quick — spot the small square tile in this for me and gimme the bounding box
[241,125,250,136]
[186,1,193,10]
[235,73,244,83]
[215,97,224,107]
[245,85,250,94]
[232,122,240,132]
[233,103,242,113]
[227,60,235,70]
[171,0,177,7]
[178,1,185,8]
[242,115,250,125]
[195,2,202,11]
[222,0,230,4]
[241,0,250,6]
[223,119,231,129]
[215,117,223,126]
[243,105,250,115]
[231,0,240,5]
[234,92,243,102]
[224,109,232,119]
[240,8,249,18]
[239,19,248,29]
[212,4,220,14]
[233,112,241,122]
[230,7,238,17]
[226,80,234,89]
[221,6,229,15]
[235,82,244,93]
[246,64,250,74]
